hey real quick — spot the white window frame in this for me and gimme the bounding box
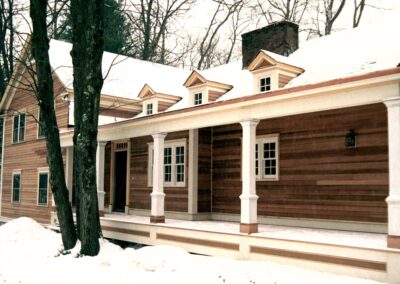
[256,134,279,181]
[12,112,26,144]
[11,170,21,203]
[194,92,203,105]
[37,168,49,206]
[148,139,186,187]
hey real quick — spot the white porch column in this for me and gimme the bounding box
[384,97,400,249]
[188,129,199,215]
[240,119,259,234]
[65,146,74,203]
[151,133,167,223]
[96,141,107,216]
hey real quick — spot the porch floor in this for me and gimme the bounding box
[102,213,387,251]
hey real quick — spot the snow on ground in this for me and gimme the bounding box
[0,218,383,284]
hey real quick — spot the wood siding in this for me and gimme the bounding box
[212,103,389,223]
[1,73,70,224]
[278,74,293,88]
[198,128,212,212]
[129,131,189,212]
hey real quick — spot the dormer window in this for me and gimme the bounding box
[138,84,181,115]
[184,71,232,107]
[146,103,153,115]
[194,92,203,105]
[260,77,271,92]
[248,50,304,94]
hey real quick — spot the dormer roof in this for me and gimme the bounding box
[248,50,304,74]
[183,70,233,90]
[138,84,181,102]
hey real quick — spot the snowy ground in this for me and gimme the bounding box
[0,218,383,284]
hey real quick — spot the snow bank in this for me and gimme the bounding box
[0,217,382,284]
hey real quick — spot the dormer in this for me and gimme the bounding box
[183,71,232,106]
[138,84,181,115]
[248,50,304,93]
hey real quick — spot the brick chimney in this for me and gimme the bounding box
[241,20,299,69]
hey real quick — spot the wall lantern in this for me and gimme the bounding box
[345,129,357,148]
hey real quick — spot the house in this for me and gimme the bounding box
[1,19,400,282]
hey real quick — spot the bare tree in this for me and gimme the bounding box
[195,0,245,70]
[126,0,195,64]
[0,0,15,98]
[323,0,346,35]
[28,0,78,250]
[70,0,104,256]
[253,0,309,24]
[353,0,365,27]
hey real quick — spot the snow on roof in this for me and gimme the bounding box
[49,16,400,117]
[260,49,299,67]
[49,40,189,100]
[286,18,400,87]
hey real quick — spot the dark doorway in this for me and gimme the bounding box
[113,151,127,212]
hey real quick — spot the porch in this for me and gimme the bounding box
[100,213,400,283]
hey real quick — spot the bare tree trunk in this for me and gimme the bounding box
[324,0,346,35]
[0,0,14,98]
[353,0,366,27]
[70,0,104,256]
[29,0,77,250]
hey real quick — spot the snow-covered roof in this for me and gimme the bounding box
[49,16,400,119]
[49,40,189,100]
[286,19,400,87]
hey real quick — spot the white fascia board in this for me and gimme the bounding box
[60,74,400,147]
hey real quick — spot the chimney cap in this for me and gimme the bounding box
[241,20,299,38]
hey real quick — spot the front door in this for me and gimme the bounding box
[113,151,127,212]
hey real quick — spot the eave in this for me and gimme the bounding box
[59,67,400,147]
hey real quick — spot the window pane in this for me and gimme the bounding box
[13,174,20,202]
[147,103,153,115]
[39,173,48,189]
[261,140,278,178]
[13,174,20,189]
[194,93,202,105]
[175,146,185,183]
[38,173,48,205]
[19,114,25,142]
[164,165,172,182]
[13,115,19,143]
[164,148,172,164]
[176,165,184,182]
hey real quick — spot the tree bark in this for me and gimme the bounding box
[70,0,104,256]
[29,0,77,250]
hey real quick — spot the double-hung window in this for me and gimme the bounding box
[259,77,271,92]
[38,172,49,206]
[12,172,21,203]
[255,135,279,180]
[13,113,25,143]
[148,140,186,187]
[194,92,203,105]
[146,103,153,115]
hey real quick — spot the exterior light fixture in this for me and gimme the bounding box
[345,129,356,148]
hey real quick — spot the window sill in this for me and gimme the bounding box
[148,184,187,188]
[12,141,25,145]
[256,177,279,182]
